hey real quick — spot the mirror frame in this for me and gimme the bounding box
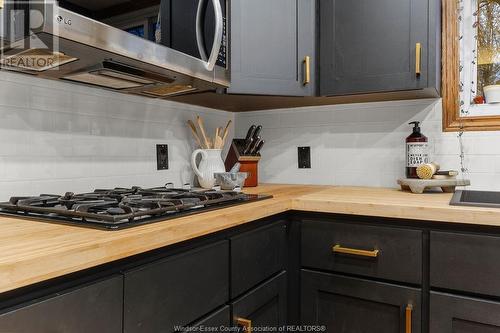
[442,0,500,131]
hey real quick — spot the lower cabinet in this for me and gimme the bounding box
[0,275,123,333]
[301,269,421,333]
[123,241,229,333]
[231,221,287,298]
[232,271,287,331]
[430,292,500,332]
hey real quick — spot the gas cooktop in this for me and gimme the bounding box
[0,184,272,230]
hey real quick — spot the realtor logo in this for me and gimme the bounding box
[0,0,74,71]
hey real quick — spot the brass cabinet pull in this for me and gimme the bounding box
[332,244,379,258]
[303,56,311,85]
[236,318,252,332]
[405,304,413,333]
[415,43,422,76]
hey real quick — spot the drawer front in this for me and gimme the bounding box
[124,241,229,333]
[430,292,500,333]
[301,219,422,284]
[301,269,421,332]
[231,221,287,298]
[190,306,231,330]
[431,231,500,297]
[232,271,287,331]
[0,275,123,333]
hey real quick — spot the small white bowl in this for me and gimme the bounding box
[484,85,500,104]
[214,172,248,190]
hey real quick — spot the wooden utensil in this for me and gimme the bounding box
[214,127,223,149]
[222,120,232,143]
[196,116,211,149]
[187,120,204,148]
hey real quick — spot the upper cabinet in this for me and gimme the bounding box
[228,0,316,96]
[319,0,440,96]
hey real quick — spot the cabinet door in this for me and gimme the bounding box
[431,231,500,298]
[301,269,421,333]
[228,0,316,96]
[0,275,123,333]
[319,0,429,96]
[430,292,500,333]
[231,221,287,298]
[232,271,287,331]
[124,241,229,333]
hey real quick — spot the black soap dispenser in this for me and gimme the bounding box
[406,121,429,178]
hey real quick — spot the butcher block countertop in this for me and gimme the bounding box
[2,184,500,294]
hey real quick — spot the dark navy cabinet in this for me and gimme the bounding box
[231,221,287,298]
[301,270,421,333]
[6,214,500,333]
[430,292,500,333]
[0,275,123,333]
[232,272,288,331]
[123,241,230,333]
[228,0,316,96]
[319,0,440,96]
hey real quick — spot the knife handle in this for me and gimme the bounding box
[242,138,254,155]
[250,138,262,155]
[245,125,257,141]
[254,140,265,155]
[253,125,262,140]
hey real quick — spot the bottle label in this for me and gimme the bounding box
[407,142,429,167]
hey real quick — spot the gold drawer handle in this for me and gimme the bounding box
[332,244,379,258]
[406,304,413,333]
[236,318,252,332]
[415,43,422,76]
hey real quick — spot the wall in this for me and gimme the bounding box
[1,69,498,200]
[0,71,234,201]
[236,98,500,190]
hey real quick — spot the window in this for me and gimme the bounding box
[459,0,500,116]
[442,0,500,131]
[476,0,500,100]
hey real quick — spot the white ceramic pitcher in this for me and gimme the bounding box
[191,149,225,189]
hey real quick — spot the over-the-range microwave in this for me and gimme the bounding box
[0,0,229,98]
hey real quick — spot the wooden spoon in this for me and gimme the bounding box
[197,116,211,149]
[187,120,204,148]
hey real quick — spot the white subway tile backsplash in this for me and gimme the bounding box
[236,98,500,189]
[2,70,500,198]
[0,72,232,201]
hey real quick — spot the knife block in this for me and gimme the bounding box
[224,139,261,187]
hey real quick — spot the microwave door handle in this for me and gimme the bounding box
[195,0,209,61]
[196,0,223,71]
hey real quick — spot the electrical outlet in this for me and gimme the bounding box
[298,147,311,169]
[156,144,169,170]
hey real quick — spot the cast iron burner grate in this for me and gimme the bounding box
[0,184,272,230]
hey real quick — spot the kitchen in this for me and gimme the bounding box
[0,0,500,332]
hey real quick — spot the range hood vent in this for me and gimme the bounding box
[63,61,175,90]
[141,84,197,97]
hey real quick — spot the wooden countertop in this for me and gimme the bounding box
[2,184,500,294]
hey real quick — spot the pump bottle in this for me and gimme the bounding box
[406,121,429,178]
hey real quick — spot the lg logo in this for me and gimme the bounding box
[56,15,71,25]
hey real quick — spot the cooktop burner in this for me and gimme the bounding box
[0,184,272,230]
